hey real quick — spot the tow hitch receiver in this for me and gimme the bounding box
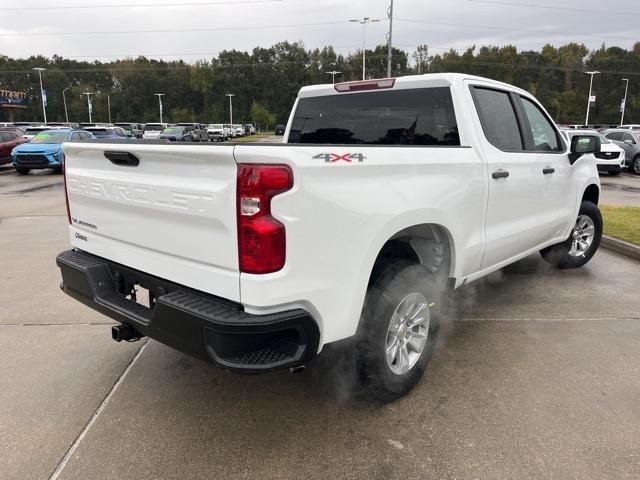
[111,324,144,342]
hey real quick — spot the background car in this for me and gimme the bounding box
[22,126,62,141]
[619,125,640,130]
[233,124,245,137]
[243,124,256,136]
[0,129,27,165]
[114,123,143,138]
[223,124,235,139]
[142,123,168,139]
[176,123,208,141]
[274,124,286,135]
[207,124,227,142]
[83,126,133,139]
[603,129,640,174]
[562,129,625,175]
[11,129,94,175]
[158,126,197,142]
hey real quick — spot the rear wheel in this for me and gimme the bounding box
[356,261,440,402]
[540,201,602,269]
[15,167,30,175]
[632,156,640,175]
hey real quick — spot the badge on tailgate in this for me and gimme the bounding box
[312,153,366,163]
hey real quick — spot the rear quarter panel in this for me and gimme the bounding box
[234,143,486,345]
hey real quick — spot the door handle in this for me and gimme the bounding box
[104,151,140,167]
[542,167,556,175]
[492,169,509,179]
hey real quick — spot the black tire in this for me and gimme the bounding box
[632,156,640,175]
[540,201,602,269]
[15,167,30,175]
[355,261,440,402]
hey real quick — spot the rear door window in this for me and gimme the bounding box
[472,87,523,151]
[288,87,460,145]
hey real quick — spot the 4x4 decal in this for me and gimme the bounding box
[312,153,366,163]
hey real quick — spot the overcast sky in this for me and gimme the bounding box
[1,0,638,62]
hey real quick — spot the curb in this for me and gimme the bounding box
[601,235,640,261]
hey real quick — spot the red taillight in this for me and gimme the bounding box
[334,78,395,92]
[237,164,293,274]
[62,153,71,225]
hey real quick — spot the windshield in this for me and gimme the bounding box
[30,131,70,144]
[568,131,608,143]
[24,128,47,136]
[209,124,223,129]
[163,127,185,135]
[144,125,163,132]
[86,129,112,138]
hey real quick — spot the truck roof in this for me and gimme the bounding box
[298,73,530,99]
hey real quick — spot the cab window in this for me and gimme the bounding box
[519,97,562,152]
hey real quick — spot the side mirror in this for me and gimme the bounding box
[569,135,600,164]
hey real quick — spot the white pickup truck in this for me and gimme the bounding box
[57,74,603,401]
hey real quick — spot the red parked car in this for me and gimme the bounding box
[0,129,26,165]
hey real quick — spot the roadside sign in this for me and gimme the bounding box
[42,89,47,107]
[620,99,626,113]
[589,95,596,103]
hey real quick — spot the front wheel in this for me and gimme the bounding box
[540,201,602,269]
[356,261,440,402]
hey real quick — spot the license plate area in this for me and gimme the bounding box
[131,285,152,309]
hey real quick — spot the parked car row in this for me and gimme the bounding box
[206,123,256,142]
[1,121,259,144]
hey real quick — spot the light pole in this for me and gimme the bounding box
[584,71,600,126]
[153,93,165,123]
[225,93,235,126]
[325,70,342,84]
[386,0,394,78]
[82,92,94,123]
[350,17,380,80]
[32,67,47,124]
[107,94,112,124]
[621,78,630,126]
[62,87,70,123]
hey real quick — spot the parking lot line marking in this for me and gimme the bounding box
[48,340,148,480]
[0,322,116,327]
[455,316,640,322]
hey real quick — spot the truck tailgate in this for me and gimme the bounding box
[63,142,240,301]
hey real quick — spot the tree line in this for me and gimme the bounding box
[0,41,638,126]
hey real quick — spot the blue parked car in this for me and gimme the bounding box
[11,128,94,175]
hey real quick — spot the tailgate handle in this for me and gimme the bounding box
[104,151,140,167]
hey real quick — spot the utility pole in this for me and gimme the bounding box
[107,94,112,124]
[154,93,165,123]
[225,93,235,126]
[621,78,629,126]
[82,92,94,123]
[386,0,394,78]
[350,17,380,80]
[325,70,342,84]
[584,71,600,126]
[62,87,70,123]
[32,67,47,124]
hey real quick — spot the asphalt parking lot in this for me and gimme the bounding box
[1,165,639,480]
